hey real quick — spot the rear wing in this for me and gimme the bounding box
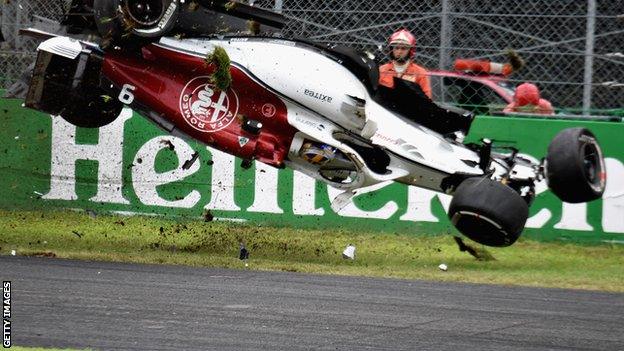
[19,28,59,41]
[19,28,100,48]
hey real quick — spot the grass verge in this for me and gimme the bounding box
[0,209,623,292]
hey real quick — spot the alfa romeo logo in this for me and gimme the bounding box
[261,103,276,118]
[179,76,239,133]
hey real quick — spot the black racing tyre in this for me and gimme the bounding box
[29,52,123,128]
[5,64,121,128]
[546,128,606,203]
[47,55,123,128]
[59,93,123,128]
[94,0,180,41]
[448,177,529,247]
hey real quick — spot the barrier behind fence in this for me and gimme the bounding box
[1,1,622,114]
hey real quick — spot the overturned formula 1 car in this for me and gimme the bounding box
[12,0,606,247]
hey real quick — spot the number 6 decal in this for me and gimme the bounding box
[118,84,136,104]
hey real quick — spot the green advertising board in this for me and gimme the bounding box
[1,97,623,244]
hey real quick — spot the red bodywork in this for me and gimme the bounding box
[428,70,515,104]
[102,44,296,167]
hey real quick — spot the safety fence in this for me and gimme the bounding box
[1,1,623,114]
[268,0,624,115]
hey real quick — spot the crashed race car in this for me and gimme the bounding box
[11,0,607,247]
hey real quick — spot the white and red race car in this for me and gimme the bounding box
[10,0,606,247]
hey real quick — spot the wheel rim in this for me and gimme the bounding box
[123,0,166,27]
[580,136,605,192]
[451,211,514,247]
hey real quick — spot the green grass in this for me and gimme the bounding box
[0,209,623,292]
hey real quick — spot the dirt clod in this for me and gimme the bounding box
[160,139,175,151]
[203,210,214,222]
[454,236,496,261]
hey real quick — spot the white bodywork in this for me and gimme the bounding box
[37,36,83,59]
[154,37,538,193]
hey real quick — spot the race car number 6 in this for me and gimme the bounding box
[119,84,136,104]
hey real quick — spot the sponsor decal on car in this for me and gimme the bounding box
[238,136,250,147]
[261,103,276,118]
[157,2,178,30]
[179,76,239,133]
[269,39,297,47]
[304,89,333,103]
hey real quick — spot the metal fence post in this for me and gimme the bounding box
[438,0,452,71]
[274,0,283,14]
[1,0,622,110]
[15,0,22,49]
[582,0,596,116]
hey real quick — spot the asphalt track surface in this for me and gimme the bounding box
[2,256,623,350]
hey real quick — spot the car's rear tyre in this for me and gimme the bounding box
[93,0,180,42]
[25,52,123,128]
[59,93,124,128]
[546,128,606,203]
[448,177,529,247]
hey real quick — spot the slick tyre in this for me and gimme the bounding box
[546,128,606,203]
[448,177,529,247]
[93,0,179,42]
[59,93,123,128]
